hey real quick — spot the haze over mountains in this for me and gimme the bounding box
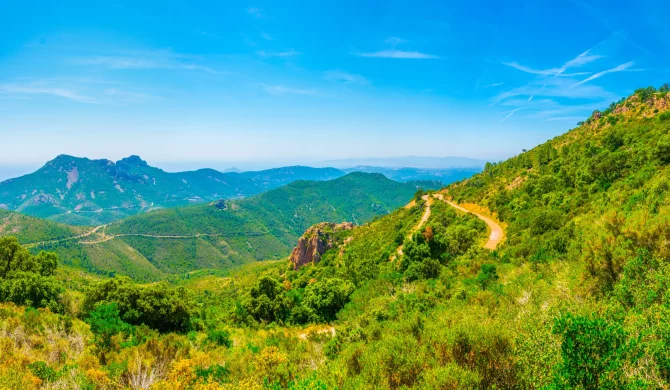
[0,154,480,225]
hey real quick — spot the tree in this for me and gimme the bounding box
[551,314,631,389]
[477,264,499,290]
[654,135,670,164]
[83,277,196,332]
[303,278,354,322]
[0,237,63,312]
[245,276,290,324]
[87,302,131,351]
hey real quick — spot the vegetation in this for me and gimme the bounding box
[0,155,346,225]
[1,86,670,388]
[28,172,424,281]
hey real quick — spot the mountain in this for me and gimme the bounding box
[343,165,482,184]
[0,155,345,225]
[28,172,423,281]
[324,155,487,169]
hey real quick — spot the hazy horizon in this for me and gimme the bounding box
[0,154,488,182]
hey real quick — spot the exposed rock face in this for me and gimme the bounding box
[290,222,354,270]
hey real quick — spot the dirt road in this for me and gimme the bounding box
[435,194,503,250]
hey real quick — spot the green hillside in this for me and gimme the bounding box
[0,155,345,225]
[4,86,670,388]
[27,172,424,281]
[0,209,84,244]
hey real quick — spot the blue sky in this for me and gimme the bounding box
[1,0,669,171]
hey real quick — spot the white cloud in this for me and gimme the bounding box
[104,88,156,103]
[324,70,368,85]
[503,61,589,77]
[262,85,316,96]
[357,50,439,59]
[494,75,617,103]
[260,31,273,41]
[384,36,407,47]
[0,83,96,103]
[256,49,301,58]
[572,61,635,86]
[247,7,265,18]
[500,108,524,123]
[505,47,603,78]
[72,50,218,73]
[557,49,603,75]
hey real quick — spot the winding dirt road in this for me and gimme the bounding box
[395,195,432,257]
[24,224,107,248]
[435,194,504,250]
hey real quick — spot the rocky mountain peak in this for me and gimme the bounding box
[118,155,148,167]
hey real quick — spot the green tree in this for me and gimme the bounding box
[245,276,290,323]
[551,314,631,389]
[87,302,131,350]
[0,237,63,311]
[303,278,354,322]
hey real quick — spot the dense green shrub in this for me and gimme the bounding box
[83,276,196,332]
[0,237,63,311]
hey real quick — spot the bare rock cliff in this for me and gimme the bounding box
[289,222,354,270]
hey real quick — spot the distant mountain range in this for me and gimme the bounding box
[342,166,481,183]
[0,155,344,225]
[323,156,487,169]
[0,155,481,226]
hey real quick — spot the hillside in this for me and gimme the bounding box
[28,172,424,281]
[0,209,84,244]
[3,86,670,389]
[0,155,345,225]
[169,85,670,388]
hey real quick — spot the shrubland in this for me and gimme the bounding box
[0,85,670,388]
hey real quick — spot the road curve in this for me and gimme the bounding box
[436,194,504,250]
[395,195,432,257]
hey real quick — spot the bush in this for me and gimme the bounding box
[0,237,63,311]
[206,329,232,348]
[83,277,196,332]
[551,313,632,389]
[303,278,354,322]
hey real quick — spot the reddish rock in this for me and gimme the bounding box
[289,222,354,270]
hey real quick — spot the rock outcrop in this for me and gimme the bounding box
[289,222,354,270]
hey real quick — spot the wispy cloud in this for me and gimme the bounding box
[500,108,524,123]
[261,85,316,96]
[247,7,265,19]
[494,76,617,103]
[357,50,439,59]
[504,61,590,77]
[384,36,407,47]
[0,83,96,103]
[260,31,273,41]
[481,82,504,88]
[558,50,602,73]
[572,61,635,86]
[256,49,301,58]
[357,37,439,59]
[324,70,368,85]
[104,88,157,103]
[505,48,603,78]
[72,50,218,73]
